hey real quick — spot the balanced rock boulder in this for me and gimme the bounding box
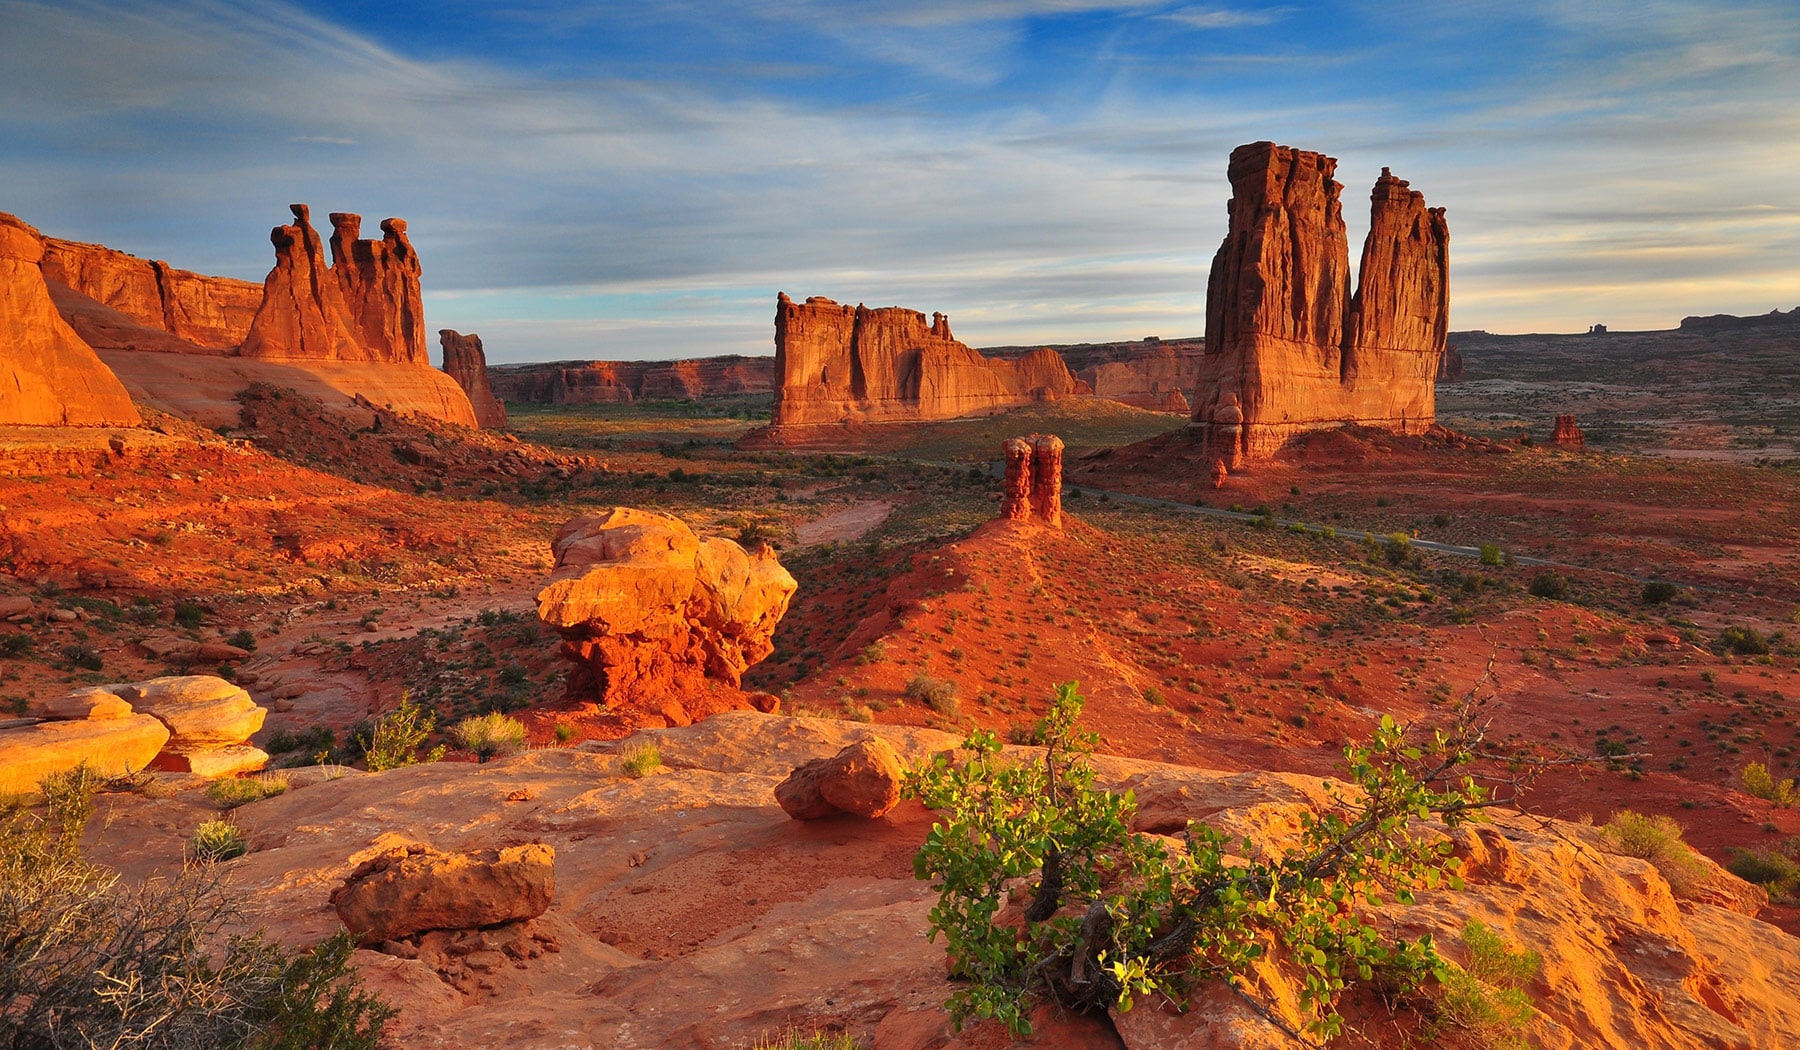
[1190,143,1448,466]
[536,508,797,719]
[331,842,556,946]
[439,329,508,428]
[0,212,141,426]
[775,737,905,820]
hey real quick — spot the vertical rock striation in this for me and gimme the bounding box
[439,330,508,429]
[0,212,141,426]
[330,214,428,365]
[239,204,367,361]
[1190,143,1448,470]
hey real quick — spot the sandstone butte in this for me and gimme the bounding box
[758,293,1088,430]
[535,508,796,727]
[488,355,775,404]
[439,329,509,428]
[1190,142,1449,469]
[0,211,141,426]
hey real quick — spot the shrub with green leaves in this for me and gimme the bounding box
[192,818,249,861]
[619,741,662,778]
[206,774,290,810]
[905,682,1485,1037]
[1719,624,1770,656]
[1741,761,1798,806]
[356,693,445,772]
[1432,919,1540,1048]
[1640,580,1680,605]
[450,712,529,763]
[1478,543,1504,567]
[1726,843,1800,901]
[1382,532,1413,565]
[1527,571,1568,599]
[1598,810,1709,895]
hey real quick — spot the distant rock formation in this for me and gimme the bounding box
[999,434,1064,528]
[39,238,261,351]
[1191,143,1448,467]
[762,294,1087,430]
[1437,342,1465,382]
[0,212,141,426]
[487,355,776,404]
[1553,414,1584,449]
[536,509,796,724]
[330,213,428,365]
[1679,306,1800,332]
[439,330,508,428]
[987,338,1202,413]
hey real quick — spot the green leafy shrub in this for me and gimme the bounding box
[356,693,444,772]
[1,771,392,1047]
[1719,624,1770,656]
[0,633,32,658]
[905,683,1484,1037]
[1527,571,1568,599]
[192,818,249,861]
[1382,532,1413,565]
[619,741,662,778]
[554,721,576,743]
[1726,844,1800,900]
[1741,761,1798,806]
[226,629,258,651]
[905,673,959,716]
[173,601,206,629]
[1599,810,1709,895]
[206,774,290,810]
[1640,580,1680,605]
[1478,544,1503,567]
[450,712,528,763]
[1432,919,1540,1048]
[59,643,103,671]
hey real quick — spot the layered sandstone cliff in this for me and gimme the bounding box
[0,212,140,426]
[487,356,775,404]
[765,294,1086,429]
[439,329,508,429]
[39,238,261,351]
[1190,143,1448,467]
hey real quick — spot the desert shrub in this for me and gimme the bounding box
[856,642,887,666]
[1478,543,1503,567]
[356,693,444,772]
[554,721,576,743]
[0,633,32,658]
[619,741,662,778]
[264,725,335,756]
[1599,810,1709,895]
[1719,624,1770,656]
[1741,761,1798,806]
[905,682,1483,1038]
[173,601,206,629]
[749,1032,860,1050]
[226,629,258,652]
[1527,571,1567,599]
[192,818,249,862]
[207,774,290,810]
[1726,844,1800,900]
[1432,919,1540,1048]
[905,673,959,716]
[450,712,528,763]
[59,643,103,671]
[0,771,392,1047]
[1640,580,1680,605]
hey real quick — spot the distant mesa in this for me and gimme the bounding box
[984,337,1202,414]
[439,329,508,428]
[488,356,776,405]
[1679,305,1800,333]
[1190,143,1449,471]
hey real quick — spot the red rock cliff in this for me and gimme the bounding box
[38,238,260,351]
[486,356,775,405]
[0,213,140,426]
[439,329,507,429]
[1191,143,1448,466]
[239,204,367,361]
[330,214,427,365]
[767,294,1086,427]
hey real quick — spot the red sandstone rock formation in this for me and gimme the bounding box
[439,329,508,428]
[239,204,367,361]
[1553,414,1585,449]
[330,213,428,365]
[0,212,141,426]
[1191,143,1448,465]
[1437,342,1465,381]
[39,237,261,351]
[774,737,905,820]
[487,356,776,405]
[332,842,555,946]
[536,509,796,722]
[765,294,1086,428]
[998,434,1064,528]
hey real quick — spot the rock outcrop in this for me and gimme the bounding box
[486,356,776,405]
[999,434,1065,527]
[990,338,1203,413]
[1553,414,1585,449]
[439,330,508,428]
[329,214,428,365]
[0,709,169,796]
[535,509,796,722]
[759,294,1087,431]
[774,737,905,820]
[331,842,556,946]
[1190,143,1448,468]
[39,237,261,351]
[0,212,141,426]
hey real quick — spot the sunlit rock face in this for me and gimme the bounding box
[439,329,508,428]
[39,237,261,352]
[1190,142,1448,469]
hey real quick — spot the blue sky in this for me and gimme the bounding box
[3,1,1797,363]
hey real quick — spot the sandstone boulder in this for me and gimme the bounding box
[775,737,906,820]
[0,715,169,795]
[0,212,141,426]
[122,675,266,751]
[32,687,133,721]
[1190,143,1448,465]
[439,329,508,428]
[331,842,556,946]
[537,509,797,718]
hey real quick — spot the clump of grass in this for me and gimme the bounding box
[191,818,248,862]
[905,673,959,716]
[856,642,887,666]
[1432,919,1540,1049]
[0,633,33,658]
[1599,809,1710,895]
[449,712,528,763]
[205,774,289,810]
[553,721,576,744]
[620,741,662,778]
[749,1032,862,1050]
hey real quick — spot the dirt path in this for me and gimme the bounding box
[794,500,893,545]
